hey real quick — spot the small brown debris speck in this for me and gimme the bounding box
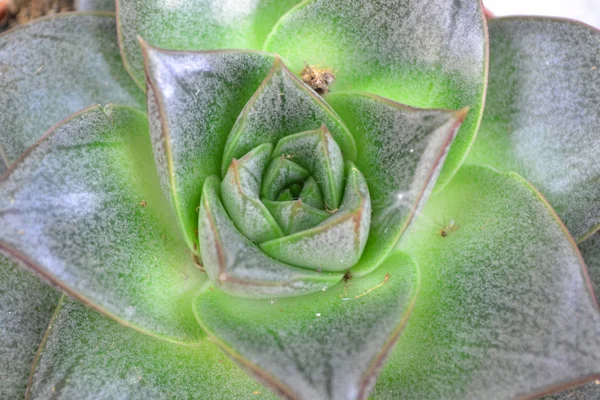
[343,271,352,282]
[300,63,335,95]
[139,200,147,207]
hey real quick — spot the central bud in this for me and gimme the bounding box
[220,125,371,271]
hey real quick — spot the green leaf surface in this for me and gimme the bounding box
[221,58,357,176]
[0,255,59,399]
[143,45,276,254]
[327,93,466,276]
[0,13,144,175]
[272,127,345,210]
[0,105,205,343]
[27,298,276,400]
[466,17,600,241]
[221,143,284,243]
[194,251,419,400]
[261,156,310,201]
[374,165,600,399]
[580,232,600,304]
[263,199,330,235]
[198,176,342,298]
[117,0,302,88]
[260,162,371,272]
[264,0,488,189]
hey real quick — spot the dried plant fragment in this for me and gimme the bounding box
[300,63,335,95]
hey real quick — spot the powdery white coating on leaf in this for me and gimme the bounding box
[195,251,418,400]
[261,156,310,200]
[221,143,284,243]
[221,60,357,176]
[118,0,301,87]
[580,233,600,304]
[263,200,330,235]
[467,18,600,240]
[199,176,342,298]
[0,106,205,342]
[144,47,276,252]
[0,14,144,174]
[0,255,59,399]
[328,93,463,276]
[264,0,487,189]
[27,299,276,400]
[272,127,345,209]
[260,163,371,272]
[375,165,600,399]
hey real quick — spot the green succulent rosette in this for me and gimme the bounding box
[1,2,600,400]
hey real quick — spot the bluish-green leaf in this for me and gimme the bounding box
[0,13,144,174]
[0,105,205,343]
[26,299,276,399]
[117,0,302,87]
[0,255,59,399]
[143,45,276,254]
[374,165,600,399]
[194,251,419,400]
[328,93,466,276]
[264,0,488,189]
[467,17,600,241]
[198,176,342,298]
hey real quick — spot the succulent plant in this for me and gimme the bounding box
[1,1,600,399]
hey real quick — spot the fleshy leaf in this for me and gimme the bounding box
[261,156,310,200]
[466,17,600,241]
[327,93,466,276]
[194,251,419,400]
[299,176,324,209]
[0,255,59,399]
[0,105,205,343]
[580,233,600,304]
[272,127,345,210]
[143,45,276,253]
[117,0,302,88]
[260,162,371,272]
[221,57,357,176]
[198,176,342,298]
[26,299,276,399]
[0,13,144,174]
[221,143,283,243]
[374,165,600,399]
[263,200,330,235]
[264,0,488,188]
[541,380,600,400]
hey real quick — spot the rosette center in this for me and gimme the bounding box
[218,125,371,273]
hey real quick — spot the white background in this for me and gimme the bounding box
[485,0,600,29]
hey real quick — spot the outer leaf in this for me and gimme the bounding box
[198,176,342,298]
[194,251,419,400]
[0,255,59,399]
[264,0,488,188]
[0,105,205,343]
[466,17,600,241]
[374,165,600,399]
[541,380,600,400]
[0,13,144,174]
[117,0,302,88]
[580,233,600,304]
[327,93,466,276]
[143,44,275,254]
[27,299,276,400]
